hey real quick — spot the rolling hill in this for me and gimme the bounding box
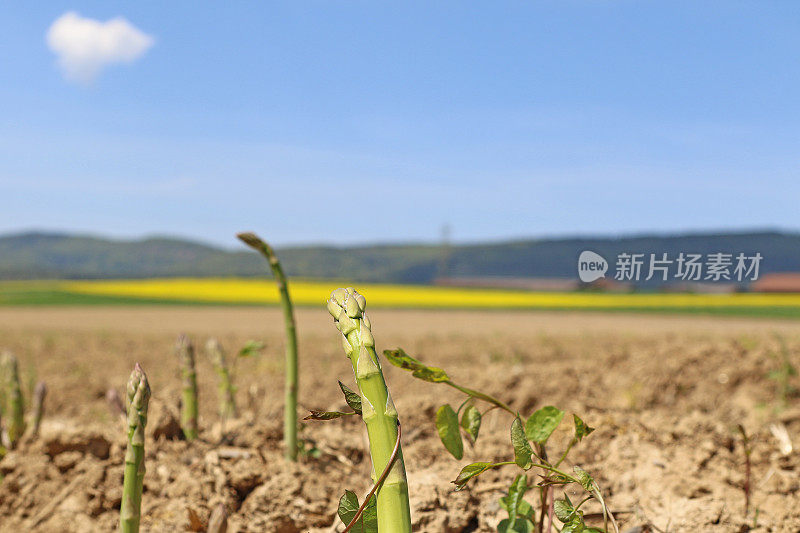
[1,230,798,284]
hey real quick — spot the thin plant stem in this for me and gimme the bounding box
[342,423,403,533]
[554,438,577,468]
[445,381,517,416]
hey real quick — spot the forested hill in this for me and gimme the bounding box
[1,230,798,283]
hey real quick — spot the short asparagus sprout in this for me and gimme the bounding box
[28,381,47,439]
[237,232,299,462]
[1,351,25,448]
[205,338,237,421]
[207,503,228,533]
[107,387,128,425]
[177,334,199,441]
[120,363,151,533]
[384,348,618,533]
[327,288,412,533]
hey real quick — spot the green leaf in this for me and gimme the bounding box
[337,490,378,532]
[505,474,528,520]
[500,496,534,519]
[573,466,595,491]
[524,406,564,444]
[303,410,354,421]
[383,348,450,383]
[436,404,464,459]
[572,414,595,442]
[511,417,533,470]
[238,340,265,358]
[516,498,534,519]
[460,404,481,442]
[553,496,576,523]
[338,381,362,415]
[452,462,494,490]
[497,518,535,533]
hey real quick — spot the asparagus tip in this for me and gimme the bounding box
[236,231,262,248]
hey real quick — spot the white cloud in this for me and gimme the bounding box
[46,12,154,84]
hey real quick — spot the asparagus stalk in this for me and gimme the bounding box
[1,352,25,448]
[327,288,412,533]
[28,381,46,439]
[205,339,237,421]
[207,503,228,533]
[177,334,199,441]
[120,363,151,533]
[237,232,298,461]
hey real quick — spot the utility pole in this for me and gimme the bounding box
[436,223,452,282]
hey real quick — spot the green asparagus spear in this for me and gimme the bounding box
[237,232,298,461]
[120,363,151,533]
[205,339,237,421]
[1,352,25,448]
[177,334,199,441]
[28,381,46,439]
[328,288,412,533]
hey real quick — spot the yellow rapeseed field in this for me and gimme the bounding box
[61,278,800,310]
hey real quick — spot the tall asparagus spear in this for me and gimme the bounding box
[120,363,151,533]
[28,381,47,439]
[327,288,412,533]
[237,232,298,461]
[177,334,199,441]
[1,351,25,448]
[205,339,237,421]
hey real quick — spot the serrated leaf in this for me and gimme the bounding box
[436,404,464,459]
[572,414,595,442]
[452,462,494,490]
[511,418,533,470]
[383,349,450,383]
[338,381,362,415]
[338,490,378,533]
[505,474,528,520]
[238,340,265,358]
[460,403,481,443]
[497,517,535,533]
[573,466,594,491]
[524,406,564,444]
[303,410,352,421]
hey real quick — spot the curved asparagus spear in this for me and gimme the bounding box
[1,352,25,448]
[120,363,151,533]
[237,232,298,461]
[177,334,199,441]
[328,288,412,533]
[205,339,237,421]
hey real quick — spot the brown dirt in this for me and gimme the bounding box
[1,306,800,532]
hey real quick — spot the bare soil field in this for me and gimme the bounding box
[1,306,800,532]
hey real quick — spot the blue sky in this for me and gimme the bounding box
[1,2,799,247]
